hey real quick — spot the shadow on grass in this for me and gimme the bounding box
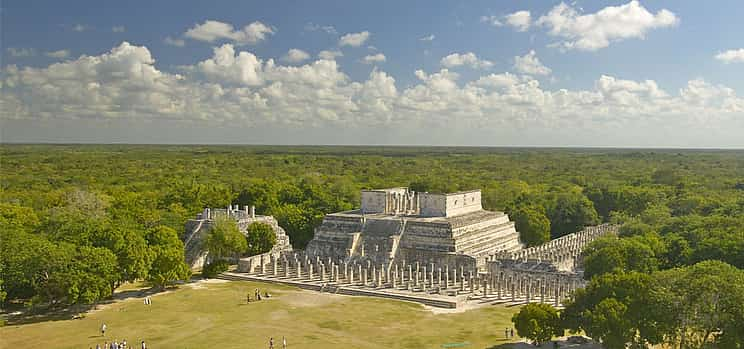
[486,342,534,349]
[1,278,206,326]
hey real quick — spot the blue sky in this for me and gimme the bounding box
[2,0,743,147]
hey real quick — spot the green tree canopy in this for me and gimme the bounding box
[204,216,247,261]
[582,236,659,280]
[511,303,563,345]
[146,225,191,288]
[510,205,551,247]
[547,191,600,238]
[245,222,276,256]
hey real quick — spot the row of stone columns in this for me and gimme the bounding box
[244,252,583,306]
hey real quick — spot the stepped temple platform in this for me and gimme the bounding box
[187,188,618,309]
[306,188,523,270]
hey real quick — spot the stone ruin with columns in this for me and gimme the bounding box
[182,205,293,270]
[209,188,618,309]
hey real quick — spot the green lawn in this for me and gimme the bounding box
[0,280,521,349]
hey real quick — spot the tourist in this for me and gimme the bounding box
[122,339,127,348]
[505,328,509,338]
[269,337,274,349]
[247,293,251,303]
[101,323,107,337]
[510,328,514,338]
[141,340,147,349]
[282,336,287,349]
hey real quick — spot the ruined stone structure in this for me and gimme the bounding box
[197,188,618,309]
[227,224,616,308]
[305,188,523,270]
[183,205,293,270]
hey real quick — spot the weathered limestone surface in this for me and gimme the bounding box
[182,205,293,270]
[306,188,522,269]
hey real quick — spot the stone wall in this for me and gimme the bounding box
[419,190,482,217]
[182,206,293,270]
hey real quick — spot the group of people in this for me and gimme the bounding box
[246,288,272,303]
[94,323,147,349]
[504,327,515,339]
[268,336,287,349]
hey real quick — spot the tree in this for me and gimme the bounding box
[582,237,658,280]
[94,222,154,286]
[511,303,564,345]
[547,192,600,239]
[511,205,551,247]
[245,222,276,256]
[562,271,664,349]
[146,226,191,288]
[654,261,744,349]
[204,216,247,261]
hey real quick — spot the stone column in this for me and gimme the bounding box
[273,256,278,276]
[422,266,427,287]
[445,268,450,289]
[308,263,314,281]
[437,268,442,286]
[320,264,326,282]
[469,272,474,294]
[363,268,368,286]
[511,281,516,302]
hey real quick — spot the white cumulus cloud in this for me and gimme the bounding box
[440,52,493,69]
[164,36,185,47]
[420,34,435,41]
[715,49,744,64]
[184,20,274,45]
[505,11,532,32]
[304,23,337,34]
[2,41,742,147]
[536,1,679,51]
[339,31,370,47]
[363,53,386,64]
[318,50,343,60]
[45,49,71,59]
[514,50,551,76]
[282,48,311,63]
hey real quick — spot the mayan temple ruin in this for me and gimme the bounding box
[182,205,293,270]
[191,188,618,308]
[306,188,523,269]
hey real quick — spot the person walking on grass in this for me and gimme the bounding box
[269,337,274,349]
[141,340,147,349]
[101,323,107,337]
[282,336,287,349]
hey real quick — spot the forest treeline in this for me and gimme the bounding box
[1,145,743,320]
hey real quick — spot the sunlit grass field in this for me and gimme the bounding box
[0,280,521,349]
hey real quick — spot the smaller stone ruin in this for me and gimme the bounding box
[182,204,293,270]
